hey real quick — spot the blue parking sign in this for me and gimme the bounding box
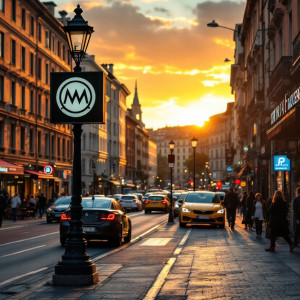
[273,155,290,171]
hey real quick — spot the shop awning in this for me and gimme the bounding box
[123,183,135,188]
[0,159,24,175]
[24,170,54,179]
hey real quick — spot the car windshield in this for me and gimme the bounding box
[144,193,152,197]
[121,196,135,200]
[54,197,72,205]
[82,198,112,208]
[185,193,220,203]
[148,196,165,201]
[177,194,187,200]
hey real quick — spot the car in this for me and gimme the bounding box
[174,192,188,217]
[142,192,154,202]
[119,194,143,211]
[59,197,131,247]
[111,194,123,201]
[179,191,225,228]
[144,194,170,214]
[46,196,72,223]
[130,190,145,196]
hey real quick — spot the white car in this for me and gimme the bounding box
[119,194,143,211]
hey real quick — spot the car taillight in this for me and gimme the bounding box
[119,200,124,202]
[162,201,167,204]
[61,213,71,221]
[133,200,138,203]
[101,214,115,220]
[145,200,149,204]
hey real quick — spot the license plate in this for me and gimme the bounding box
[83,227,95,232]
[55,214,61,217]
[126,201,132,203]
[152,203,159,206]
[196,216,210,219]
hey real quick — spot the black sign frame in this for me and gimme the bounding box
[50,71,106,124]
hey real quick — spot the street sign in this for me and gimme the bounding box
[44,165,54,175]
[50,72,106,124]
[225,149,233,165]
[273,155,291,171]
[227,166,232,172]
[241,181,246,187]
[168,154,175,163]
[168,163,174,168]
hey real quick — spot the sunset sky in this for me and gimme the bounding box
[55,0,246,129]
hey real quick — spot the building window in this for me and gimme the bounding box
[21,86,25,109]
[62,44,65,61]
[38,58,41,80]
[89,134,92,149]
[45,31,49,48]
[279,27,282,58]
[45,63,49,84]
[38,23,41,42]
[62,138,65,158]
[38,131,41,153]
[29,129,34,152]
[30,90,34,112]
[0,0,4,12]
[0,32,4,58]
[51,36,55,52]
[57,137,61,157]
[67,140,70,158]
[30,53,34,75]
[20,126,25,150]
[45,98,49,117]
[21,8,25,29]
[45,133,49,154]
[11,39,15,65]
[221,160,223,170]
[21,46,25,70]
[11,0,16,21]
[11,81,15,105]
[30,16,34,36]
[67,50,70,65]
[216,149,218,158]
[82,158,85,175]
[51,135,55,156]
[38,94,41,115]
[0,75,3,100]
[10,124,15,149]
[57,41,60,58]
[288,11,293,55]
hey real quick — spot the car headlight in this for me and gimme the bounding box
[47,208,52,212]
[216,209,224,214]
[182,208,192,213]
[175,204,179,208]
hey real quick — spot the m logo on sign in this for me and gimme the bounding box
[56,77,96,118]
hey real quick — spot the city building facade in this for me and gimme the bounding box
[0,0,73,200]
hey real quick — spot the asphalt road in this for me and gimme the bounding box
[0,211,168,284]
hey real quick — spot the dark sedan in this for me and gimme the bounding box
[174,192,188,217]
[46,196,72,223]
[59,197,131,247]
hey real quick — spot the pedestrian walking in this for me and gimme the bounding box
[293,187,300,247]
[0,191,6,227]
[265,190,295,252]
[38,193,47,218]
[224,187,240,229]
[245,191,255,229]
[252,193,267,239]
[11,193,21,222]
[240,191,248,226]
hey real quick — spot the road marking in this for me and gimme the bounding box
[140,238,172,246]
[0,232,58,247]
[19,232,30,234]
[0,267,48,287]
[143,228,192,300]
[0,245,46,258]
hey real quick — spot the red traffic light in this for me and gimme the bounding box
[217,181,222,186]
[235,179,241,185]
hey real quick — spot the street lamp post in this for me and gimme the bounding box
[207,20,246,39]
[53,5,98,286]
[92,162,96,195]
[168,140,175,223]
[191,137,198,192]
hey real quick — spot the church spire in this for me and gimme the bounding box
[133,80,140,106]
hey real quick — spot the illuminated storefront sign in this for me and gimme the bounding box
[271,89,300,125]
[273,155,291,171]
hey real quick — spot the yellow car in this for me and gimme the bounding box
[145,194,170,214]
[179,191,225,228]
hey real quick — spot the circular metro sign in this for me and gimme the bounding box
[44,165,54,175]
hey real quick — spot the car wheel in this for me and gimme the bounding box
[112,226,123,247]
[124,223,131,243]
[179,220,186,228]
[164,209,168,214]
[60,236,66,246]
[47,219,52,224]
[219,224,225,229]
[144,210,148,214]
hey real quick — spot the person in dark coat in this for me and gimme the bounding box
[245,191,255,229]
[293,187,300,246]
[240,191,248,226]
[0,191,6,227]
[224,187,240,229]
[265,190,295,252]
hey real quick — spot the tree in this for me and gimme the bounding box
[157,154,169,186]
[184,153,209,179]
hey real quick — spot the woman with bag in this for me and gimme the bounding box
[265,190,295,252]
[252,193,267,239]
[245,191,255,229]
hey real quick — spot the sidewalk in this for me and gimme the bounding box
[1,216,300,299]
[0,217,46,230]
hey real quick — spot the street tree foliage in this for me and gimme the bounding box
[184,153,209,178]
[157,154,169,185]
